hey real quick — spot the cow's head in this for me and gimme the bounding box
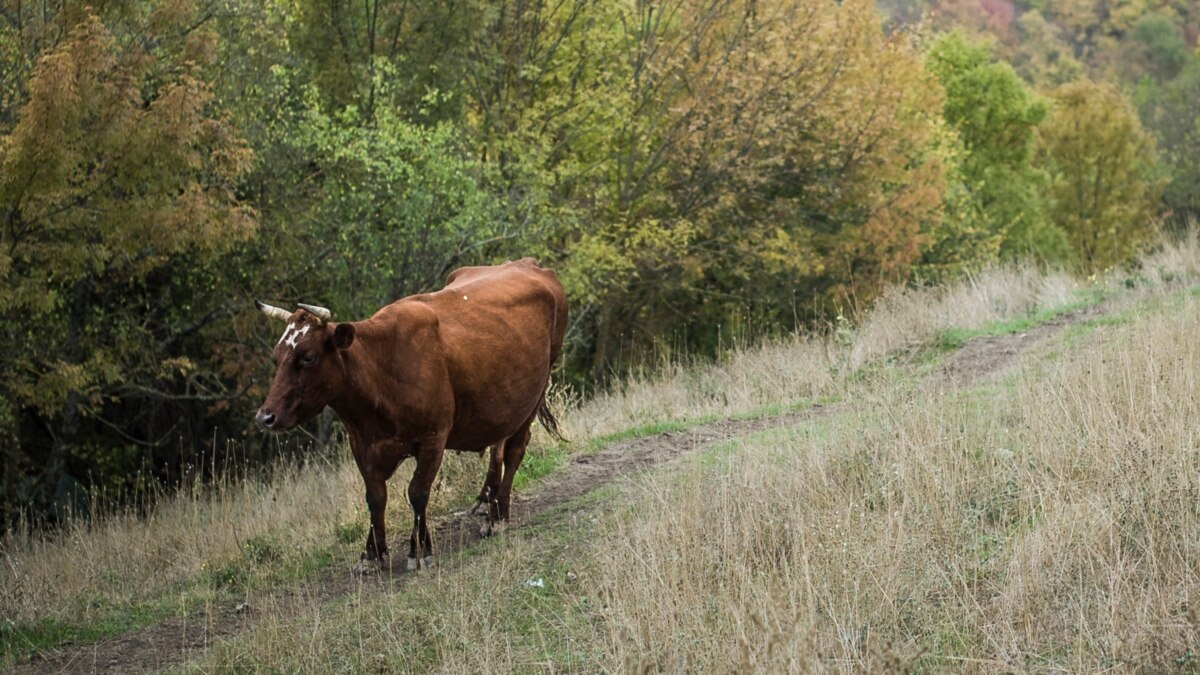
[254,300,356,431]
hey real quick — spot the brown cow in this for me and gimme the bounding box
[254,258,567,572]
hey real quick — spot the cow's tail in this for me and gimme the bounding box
[537,396,568,444]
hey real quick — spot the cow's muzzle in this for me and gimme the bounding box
[255,408,277,430]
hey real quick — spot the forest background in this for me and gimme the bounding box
[1,0,1196,528]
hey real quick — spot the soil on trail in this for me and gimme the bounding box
[12,299,1117,674]
[936,303,1108,384]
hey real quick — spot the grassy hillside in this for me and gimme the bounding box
[4,233,1200,672]
[600,293,1200,670]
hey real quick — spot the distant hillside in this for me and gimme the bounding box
[880,0,1200,219]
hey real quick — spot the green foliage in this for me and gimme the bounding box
[1128,12,1189,81]
[925,32,1068,264]
[286,0,480,122]
[1038,79,1164,272]
[1010,9,1085,87]
[0,3,256,523]
[268,68,505,309]
[1135,53,1200,221]
[917,147,1002,280]
[884,2,1193,228]
[928,34,1046,170]
[242,533,283,565]
[559,0,952,372]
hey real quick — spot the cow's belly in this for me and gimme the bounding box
[443,374,546,451]
[444,416,530,451]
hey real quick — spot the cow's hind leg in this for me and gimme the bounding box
[406,441,445,571]
[470,442,504,518]
[492,414,535,535]
[478,438,508,537]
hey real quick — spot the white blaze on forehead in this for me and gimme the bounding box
[277,322,312,349]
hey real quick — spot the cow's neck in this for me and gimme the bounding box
[327,322,398,441]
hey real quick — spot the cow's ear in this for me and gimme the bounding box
[332,323,356,350]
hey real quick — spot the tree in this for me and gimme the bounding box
[1010,9,1085,87]
[1125,12,1189,81]
[0,5,255,523]
[285,0,482,123]
[257,68,508,314]
[1134,43,1200,222]
[1037,79,1163,271]
[925,31,1067,261]
[567,0,952,368]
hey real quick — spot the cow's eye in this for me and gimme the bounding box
[299,353,316,367]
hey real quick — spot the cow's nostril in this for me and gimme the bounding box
[256,409,276,429]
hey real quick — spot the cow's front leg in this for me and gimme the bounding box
[351,439,403,576]
[407,442,445,571]
[350,474,389,576]
[364,476,388,559]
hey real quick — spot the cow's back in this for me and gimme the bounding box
[420,259,565,450]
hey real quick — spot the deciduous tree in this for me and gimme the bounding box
[1038,79,1162,271]
[0,4,254,522]
[925,32,1067,262]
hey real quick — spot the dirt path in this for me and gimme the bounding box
[13,301,1116,674]
[936,302,1108,384]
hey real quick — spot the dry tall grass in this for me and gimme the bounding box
[0,449,500,631]
[188,272,1200,672]
[848,266,1076,368]
[1141,227,1200,285]
[0,458,361,628]
[568,265,1079,439]
[190,516,600,672]
[596,290,1200,671]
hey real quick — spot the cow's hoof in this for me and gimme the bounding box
[353,557,385,576]
[481,520,507,537]
[406,556,435,571]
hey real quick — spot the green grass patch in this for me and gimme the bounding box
[1059,282,1200,346]
[582,397,829,452]
[698,419,837,469]
[932,288,1110,356]
[590,419,697,447]
[528,482,622,526]
[513,419,703,494]
[518,416,749,492]
[1,601,177,666]
[512,444,569,492]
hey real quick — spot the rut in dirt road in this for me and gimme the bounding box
[11,301,1111,674]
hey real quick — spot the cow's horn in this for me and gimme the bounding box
[297,303,332,321]
[255,299,292,322]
